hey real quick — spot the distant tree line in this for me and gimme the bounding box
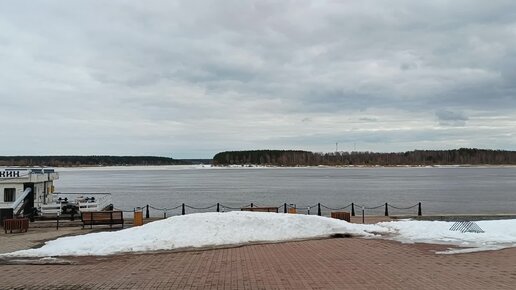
[0,156,188,167]
[213,148,516,166]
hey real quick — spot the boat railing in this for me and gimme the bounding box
[77,194,112,212]
[40,203,63,216]
[46,192,113,213]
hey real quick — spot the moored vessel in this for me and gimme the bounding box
[0,168,112,223]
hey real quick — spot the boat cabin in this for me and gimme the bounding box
[0,168,58,222]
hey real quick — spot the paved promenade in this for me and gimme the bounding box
[0,227,94,255]
[1,235,515,289]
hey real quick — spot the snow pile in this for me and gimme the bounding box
[5,212,388,257]
[4,212,516,257]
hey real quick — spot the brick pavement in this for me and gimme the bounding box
[1,237,515,289]
[0,227,94,255]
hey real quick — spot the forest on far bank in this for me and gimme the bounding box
[0,156,188,167]
[212,148,516,166]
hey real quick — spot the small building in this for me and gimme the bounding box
[0,168,59,222]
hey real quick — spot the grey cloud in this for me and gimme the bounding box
[436,110,469,127]
[358,117,379,122]
[400,62,418,71]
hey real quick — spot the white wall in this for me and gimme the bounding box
[0,184,24,207]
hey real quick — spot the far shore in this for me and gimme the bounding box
[4,164,516,169]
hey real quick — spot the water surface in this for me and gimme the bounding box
[54,166,516,216]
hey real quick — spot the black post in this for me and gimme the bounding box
[418,202,422,216]
[163,211,167,219]
[146,205,150,219]
[251,203,254,208]
[284,203,287,213]
[182,203,185,215]
[217,203,220,212]
[317,203,321,216]
[362,207,365,224]
[385,203,389,216]
[56,214,59,230]
[30,208,36,222]
[351,203,355,216]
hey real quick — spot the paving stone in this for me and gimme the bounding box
[0,237,515,289]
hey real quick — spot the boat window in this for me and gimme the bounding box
[4,188,16,202]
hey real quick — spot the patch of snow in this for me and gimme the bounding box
[56,165,211,171]
[377,219,516,253]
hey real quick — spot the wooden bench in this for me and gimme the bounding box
[81,211,124,229]
[331,211,351,222]
[241,207,279,213]
[3,218,29,234]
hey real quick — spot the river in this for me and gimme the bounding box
[54,166,516,216]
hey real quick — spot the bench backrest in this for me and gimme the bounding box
[82,211,123,221]
[241,207,279,213]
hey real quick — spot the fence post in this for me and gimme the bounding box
[182,203,185,215]
[385,203,389,216]
[362,206,365,224]
[251,203,254,208]
[317,203,321,216]
[284,203,287,213]
[163,211,167,219]
[418,202,422,216]
[146,205,150,219]
[217,203,220,212]
[351,203,355,216]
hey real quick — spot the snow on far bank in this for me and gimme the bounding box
[4,212,516,257]
[55,165,213,171]
[51,164,516,172]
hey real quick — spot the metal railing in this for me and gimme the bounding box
[114,202,423,219]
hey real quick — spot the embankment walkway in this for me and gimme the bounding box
[1,216,515,289]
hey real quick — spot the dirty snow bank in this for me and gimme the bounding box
[4,212,516,257]
[5,212,388,257]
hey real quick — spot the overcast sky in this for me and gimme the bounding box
[1,1,515,158]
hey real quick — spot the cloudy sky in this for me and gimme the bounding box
[1,1,515,158]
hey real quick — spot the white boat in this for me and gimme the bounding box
[44,192,113,215]
[0,168,112,222]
